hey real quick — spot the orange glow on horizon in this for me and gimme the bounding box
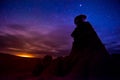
[16,52,36,58]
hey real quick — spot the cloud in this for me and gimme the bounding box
[7,24,27,31]
[0,24,73,57]
[0,34,25,49]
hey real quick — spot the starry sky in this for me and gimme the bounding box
[0,0,120,58]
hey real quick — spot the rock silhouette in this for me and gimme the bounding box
[63,14,110,78]
[32,14,111,80]
[32,55,52,76]
[70,14,109,58]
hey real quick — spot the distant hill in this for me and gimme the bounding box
[0,53,41,75]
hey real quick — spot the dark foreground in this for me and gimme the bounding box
[0,53,120,80]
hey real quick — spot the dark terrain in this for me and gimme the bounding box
[0,53,120,80]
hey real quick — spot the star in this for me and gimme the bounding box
[80,4,82,7]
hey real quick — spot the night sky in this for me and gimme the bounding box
[0,0,120,58]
